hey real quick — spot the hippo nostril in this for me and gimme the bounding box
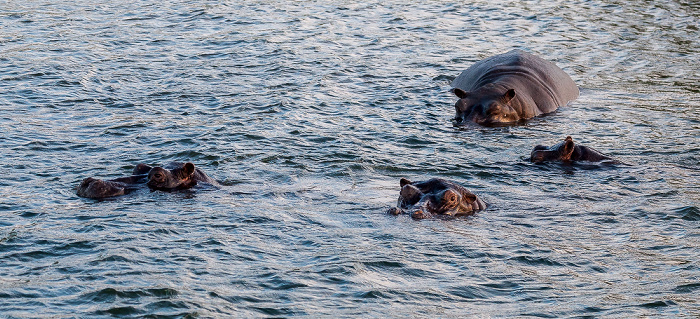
[387,207,402,216]
[411,210,425,219]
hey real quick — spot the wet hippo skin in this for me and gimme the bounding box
[145,162,219,192]
[451,49,579,126]
[387,178,486,219]
[530,136,614,163]
[77,162,218,199]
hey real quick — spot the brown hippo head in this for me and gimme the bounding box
[387,178,486,219]
[530,136,614,163]
[530,136,576,163]
[147,162,199,191]
[77,177,128,199]
[453,86,519,126]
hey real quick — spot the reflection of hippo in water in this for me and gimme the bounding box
[387,178,486,219]
[77,162,218,199]
[530,136,613,163]
[451,49,579,126]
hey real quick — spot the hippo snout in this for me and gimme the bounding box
[452,110,496,127]
[473,197,486,211]
[387,207,403,216]
[530,151,546,163]
[408,200,435,219]
[410,210,428,219]
[389,178,486,220]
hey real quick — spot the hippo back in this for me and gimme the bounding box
[451,50,579,116]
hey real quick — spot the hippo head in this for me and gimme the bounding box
[147,162,198,191]
[77,177,127,199]
[387,178,486,219]
[452,87,518,126]
[530,136,576,163]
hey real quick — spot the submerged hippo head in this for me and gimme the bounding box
[77,177,128,199]
[387,178,486,219]
[147,162,199,191]
[77,162,217,199]
[453,87,519,126]
[531,136,577,162]
[530,136,613,163]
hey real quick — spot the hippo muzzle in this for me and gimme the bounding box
[388,178,486,219]
[452,88,520,127]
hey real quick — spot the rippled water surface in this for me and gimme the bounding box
[1,0,699,317]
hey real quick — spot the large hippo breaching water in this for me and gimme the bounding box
[451,49,579,126]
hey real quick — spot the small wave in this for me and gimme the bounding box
[94,306,141,316]
[82,287,179,302]
[447,285,491,300]
[508,255,564,267]
[674,282,700,293]
[675,206,700,221]
[356,290,390,299]
[87,255,132,266]
[638,300,677,308]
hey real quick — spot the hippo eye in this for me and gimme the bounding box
[154,173,163,179]
[443,190,458,204]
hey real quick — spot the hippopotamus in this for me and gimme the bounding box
[451,49,579,126]
[530,136,613,163]
[387,178,486,219]
[77,162,218,199]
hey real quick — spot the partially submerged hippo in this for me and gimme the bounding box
[451,49,579,126]
[530,136,613,163]
[145,162,218,192]
[387,178,486,219]
[77,162,218,199]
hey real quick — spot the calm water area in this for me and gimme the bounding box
[1,0,699,317]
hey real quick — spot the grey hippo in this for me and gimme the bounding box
[451,49,579,126]
[530,136,614,163]
[387,178,486,219]
[77,162,218,199]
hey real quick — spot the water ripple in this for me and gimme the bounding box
[0,0,698,317]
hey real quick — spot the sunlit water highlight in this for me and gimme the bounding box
[1,0,698,317]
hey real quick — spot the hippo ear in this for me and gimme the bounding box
[462,192,478,203]
[562,138,575,158]
[183,162,196,176]
[453,88,469,99]
[133,163,153,175]
[501,89,515,103]
[400,178,413,187]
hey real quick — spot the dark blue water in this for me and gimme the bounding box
[1,1,698,317]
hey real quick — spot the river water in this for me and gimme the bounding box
[1,0,698,317]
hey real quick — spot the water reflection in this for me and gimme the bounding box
[0,0,698,317]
